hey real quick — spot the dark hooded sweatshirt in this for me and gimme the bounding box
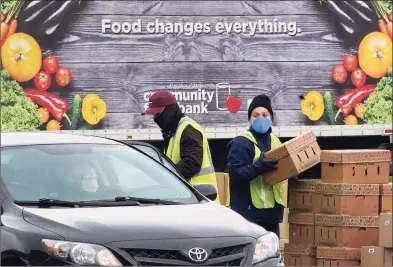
[226,127,294,224]
[160,105,204,180]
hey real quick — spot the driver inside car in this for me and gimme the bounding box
[45,160,100,201]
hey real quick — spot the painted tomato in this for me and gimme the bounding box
[46,120,60,131]
[343,54,358,71]
[34,71,52,91]
[351,68,367,88]
[1,33,42,82]
[332,64,348,84]
[226,93,242,113]
[55,67,72,87]
[43,56,60,74]
[358,32,392,79]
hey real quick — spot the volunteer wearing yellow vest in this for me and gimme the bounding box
[227,94,295,237]
[142,90,219,202]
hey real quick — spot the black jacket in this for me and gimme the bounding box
[163,114,204,180]
[227,127,297,224]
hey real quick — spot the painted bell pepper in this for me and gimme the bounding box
[300,90,325,121]
[81,94,107,125]
[24,88,71,125]
[335,84,376,120]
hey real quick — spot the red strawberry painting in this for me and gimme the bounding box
[225,92,242,113]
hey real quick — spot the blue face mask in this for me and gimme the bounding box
[251,117,271,133]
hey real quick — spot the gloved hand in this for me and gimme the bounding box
[255,157,278,174]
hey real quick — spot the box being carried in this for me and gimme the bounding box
[321,150,391,184]
[264,132,321,186]
[317,247,361,266]
[315,183,380,216]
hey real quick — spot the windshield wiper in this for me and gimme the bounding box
[15,198,141,208]
[113,196,183,205]
[15,198,79,208]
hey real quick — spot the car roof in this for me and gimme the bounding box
[1,132,122,147]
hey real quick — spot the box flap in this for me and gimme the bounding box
[381,183,393,196]
[320,150,391,163]
[284,243,316,256]
[288,212,315,225]
[265,132,316,160]
[315,215,379,227]
[317,247,361,260]
[316,183,380,195]
[289,179,320,192]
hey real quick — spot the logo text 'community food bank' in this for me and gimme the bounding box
[143,83,231,114]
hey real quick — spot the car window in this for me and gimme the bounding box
[1,144,198,204]
[161,157,183,177]
[131,144,183,178]
[131,144,161,162]
[108,154,161,190]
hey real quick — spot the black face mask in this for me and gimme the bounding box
[153,104,180,130]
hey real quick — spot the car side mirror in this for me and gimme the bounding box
[194,183,217,201]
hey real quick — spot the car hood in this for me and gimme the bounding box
[22,202,266,244]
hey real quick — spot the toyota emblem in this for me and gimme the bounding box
[188,247,208,262]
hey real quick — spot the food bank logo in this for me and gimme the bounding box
[143,83,242,114]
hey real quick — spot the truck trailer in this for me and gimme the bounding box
[1,0,392,176]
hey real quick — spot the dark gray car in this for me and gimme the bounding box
[0,132,284,266]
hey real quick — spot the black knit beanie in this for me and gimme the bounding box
[248,94,274,120]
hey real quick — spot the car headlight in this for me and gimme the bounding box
[252,232,280,265]
[42,239,122,266]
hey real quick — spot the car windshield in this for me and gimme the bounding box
[1,144,199,205]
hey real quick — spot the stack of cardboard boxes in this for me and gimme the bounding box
[361,182,392,266]
[283,149,392,266]
[283,179,319,265]
[214,132,392,266]
[314,150,391,266]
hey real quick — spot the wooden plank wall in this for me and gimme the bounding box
[42,0,348,129]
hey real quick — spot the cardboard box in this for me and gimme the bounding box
[214,172,229,206]
[315,183,380,216]
[380,183,392,213]
[279,208,289,239]
[283,243,316,266]
[321,150,391,184]
[288,179,320,213]
[289,212,315,245]
[361,246,392,266]
[384,248,393,266]
[317,246,361,266]
[379,213,392,248]
[289,178,321,192]
[263,132,321,186]
[315,214,379,248]
[288,191,317,213]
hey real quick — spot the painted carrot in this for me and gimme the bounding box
[6,19,17,38]
[1,13,4,22]
[389,13,393,21]
[379,18,389,36]
[1,22,9,43]
[387,21,393,39]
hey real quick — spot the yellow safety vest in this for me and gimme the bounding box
[226,130,288,209]
[165,117,220,203]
